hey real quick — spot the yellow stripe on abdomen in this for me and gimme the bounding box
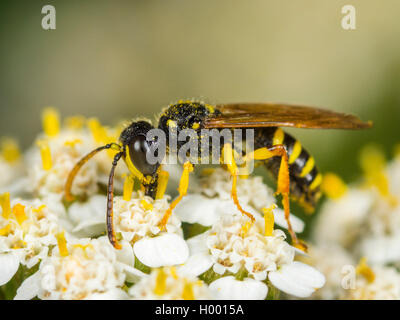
[288,140,302,164]
[300,156,315,177]
[309,173,323,190]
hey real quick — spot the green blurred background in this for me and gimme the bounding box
[0,0,399,183]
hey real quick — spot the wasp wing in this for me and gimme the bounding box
[205,103,372,129]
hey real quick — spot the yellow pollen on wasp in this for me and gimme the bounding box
[154,268,167,296]
[356,257,375,283]
[0,224,12,236]
[12,203,27,225]
[56,231,69,257]
[0,192,11,219]
[262,204,276,236]
[65,116,86,130]
[182,280,195,300]
[166,119,177,128]
[1,138,21,163]
[140,199,153,211]
[64,139,83,147]
[321,173,348,199]
[37,140,52,171]
[42,108,60,138]
[122,174,134,201]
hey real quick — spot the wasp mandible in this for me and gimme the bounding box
[64,101,372,250]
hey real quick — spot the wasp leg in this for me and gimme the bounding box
[156,169,170,200]
[64,143,122,201]
[158,162,193,230]
[222,143,255,222]
[243,145,305,250]
[107,152,124,250]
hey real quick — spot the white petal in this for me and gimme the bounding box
[270,208,304,233]
[186,232,209,254]
[178,252,213,277]
[269,261,325,298]
[86,288,129,300]
[119,263,147,283]
[209,276,268,300]
[0,253,20,286]
[68,195,106,224]
[72,219,105,237]
[361,235,400,265]
[14,272,41,300]
[174,194,220,226]
[115,240,135,267]
[133,233,189,268]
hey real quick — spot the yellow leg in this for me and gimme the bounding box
[222,143,255,222]
[243,145,305,250]
[158,162,193,230]
[156,169,170,200]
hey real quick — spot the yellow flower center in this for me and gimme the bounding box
[42,108,60,137]
[356,257,375,283]
[154,268,167,296]
[182,280,195,300]
[12,203,27,225]
[56,231,69,257]
[37,140,52,171]
[140,199,153,211]
[65,116,86,130]
[0,192,11,219]
[263,204,276,236]
[1,138,20,163]
[321,173,348,199]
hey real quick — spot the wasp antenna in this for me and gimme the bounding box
[64,143,121,202]
[107,152,123,249]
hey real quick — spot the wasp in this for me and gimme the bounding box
[64,100,371,250]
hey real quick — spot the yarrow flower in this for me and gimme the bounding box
[179,212,324,299]
[113,192,189,268]
[314,146,400,265]
[308,145,400,299]
[26,109,127,199]
[343,263,400,300]
[0,197,62,286]
[129,267,211,300]
[15,236,141,300]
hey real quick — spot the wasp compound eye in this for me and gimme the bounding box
[129,135,158,176]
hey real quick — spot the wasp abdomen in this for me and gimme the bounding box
[254,127,322,212]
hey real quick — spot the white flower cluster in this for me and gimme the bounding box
[0,109,327,300]
[309,147,400,300]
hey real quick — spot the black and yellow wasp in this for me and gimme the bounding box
[65,100,371,250]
